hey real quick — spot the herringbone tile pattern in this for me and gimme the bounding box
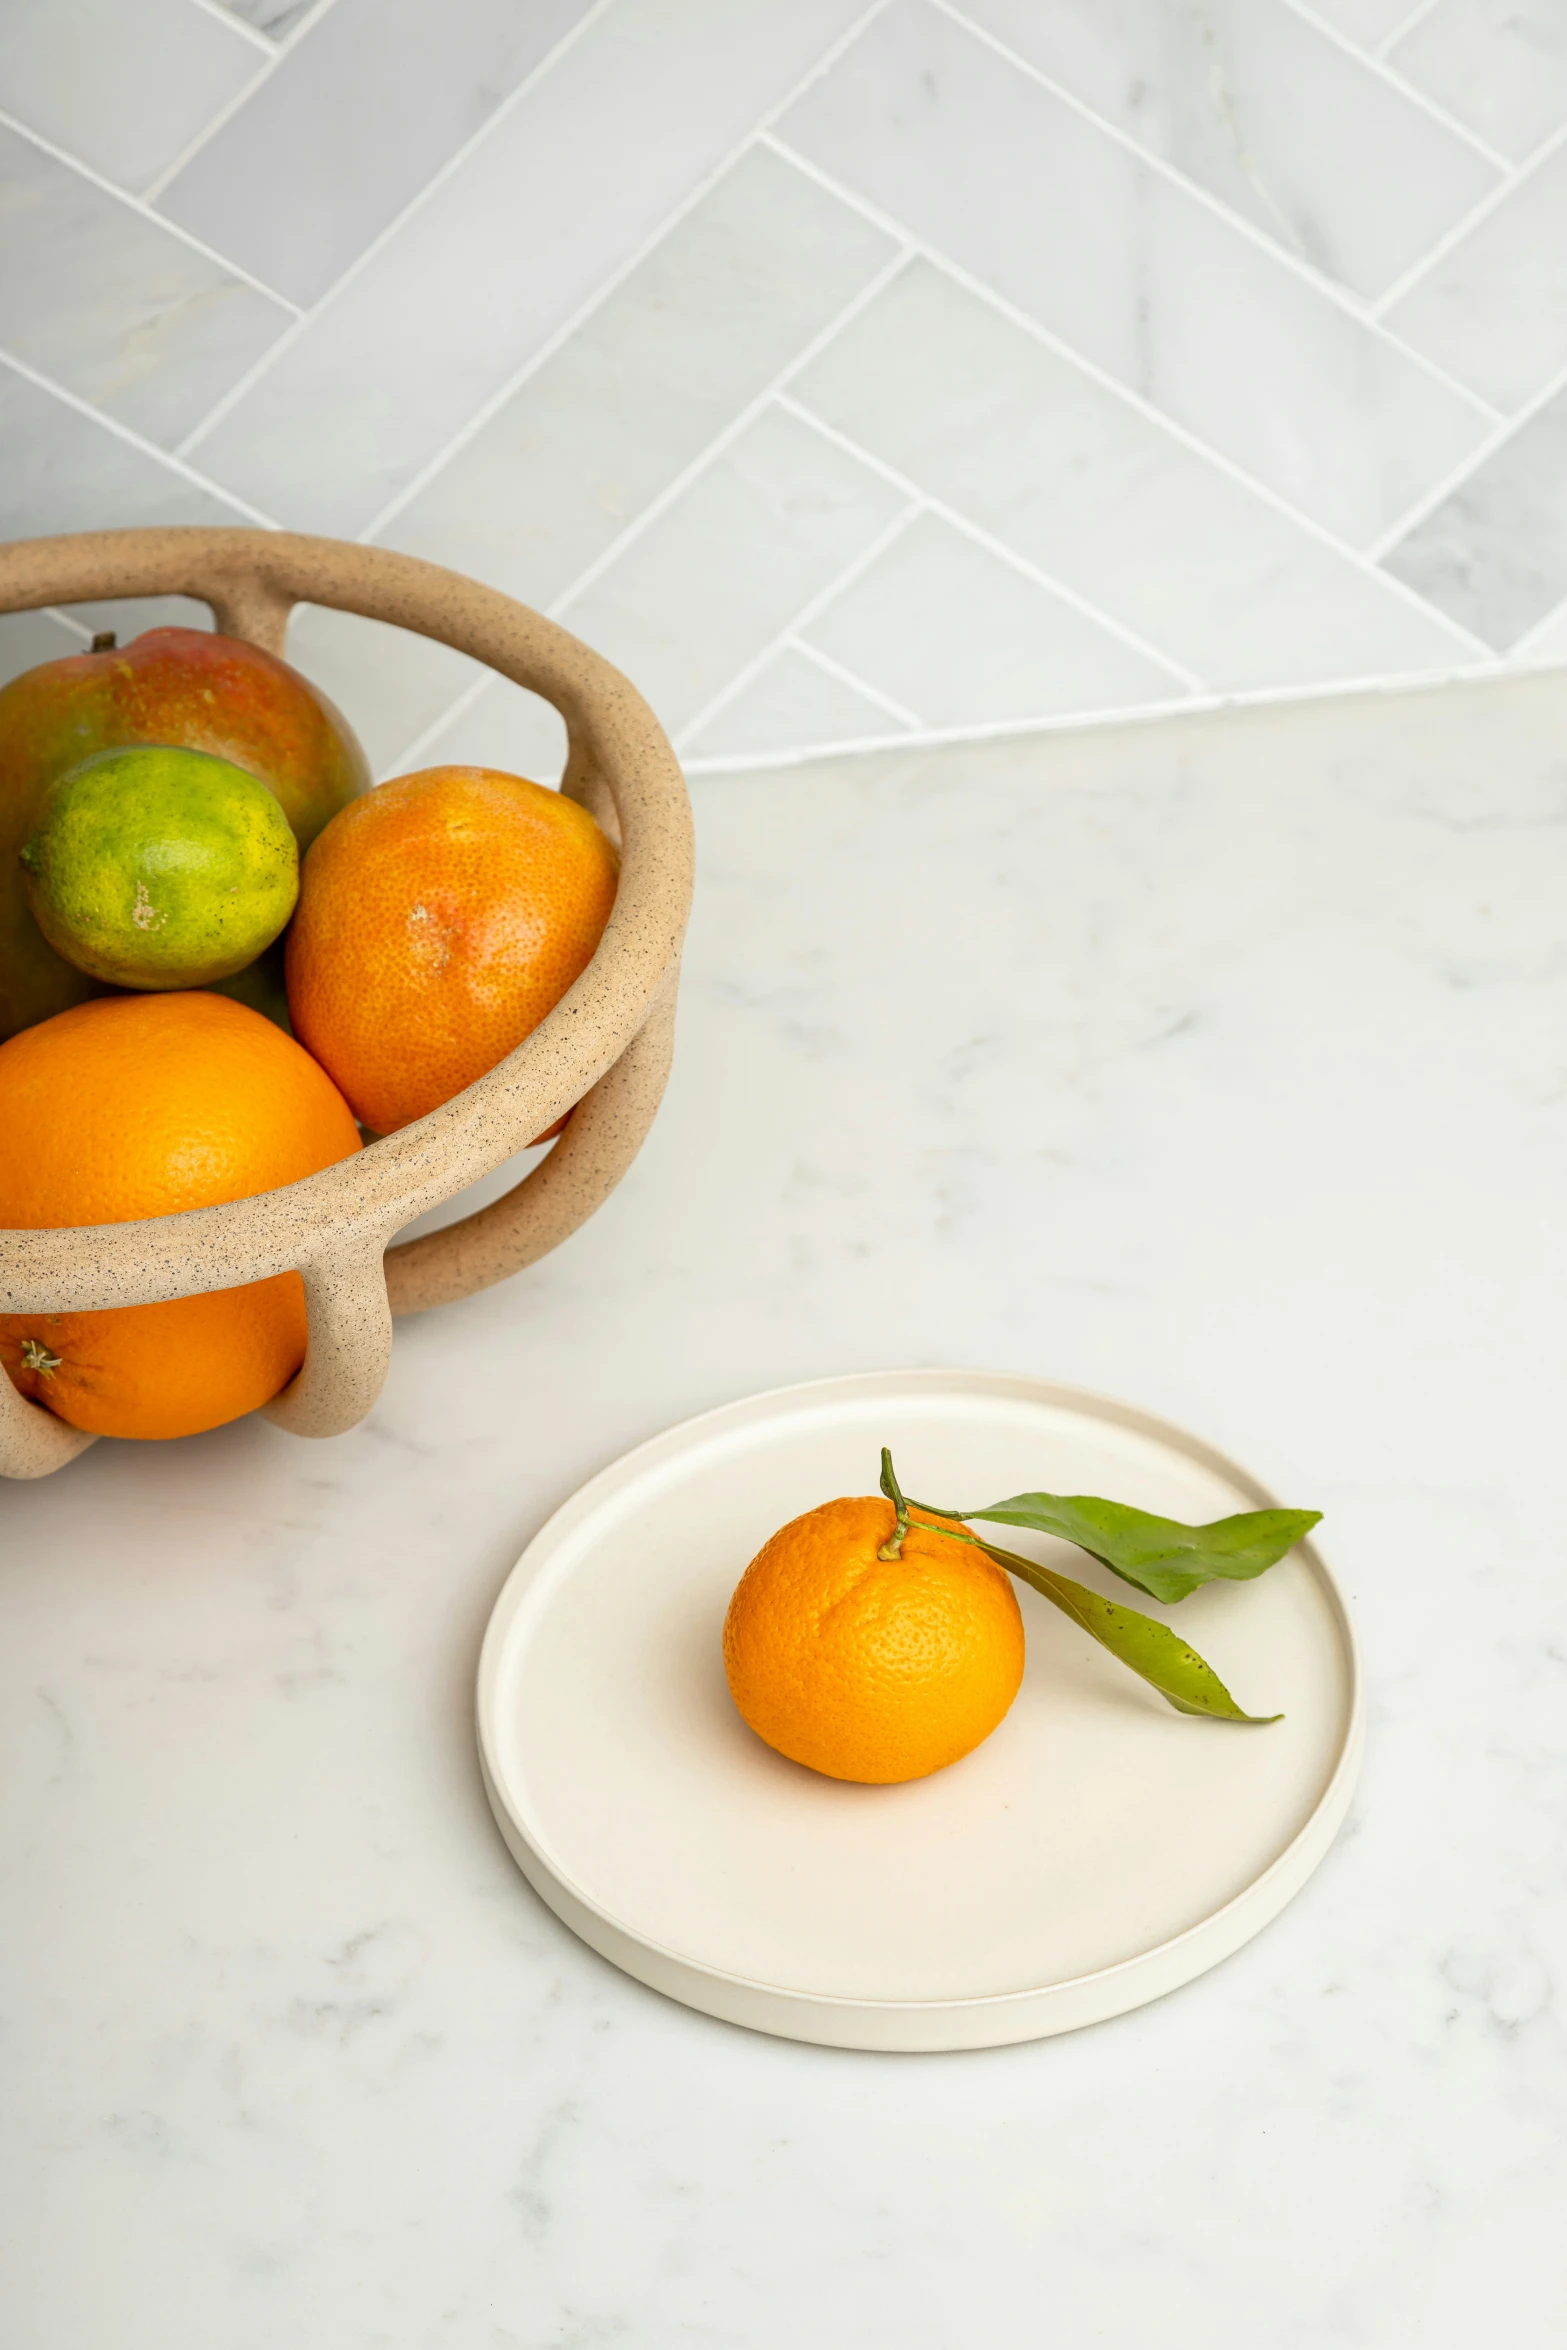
[5,0,1567,772]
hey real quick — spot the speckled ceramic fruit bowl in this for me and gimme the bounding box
[0,528,694,1480]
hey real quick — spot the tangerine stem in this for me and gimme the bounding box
[877,1446,912,1559]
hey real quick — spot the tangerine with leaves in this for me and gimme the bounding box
[0,992,361,1440]
[286,765,619,1135]
[723,1495,1026,1785]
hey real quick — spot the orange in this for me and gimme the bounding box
[723,1496,1025,1785]
[285,765,619,1134]
[0,992,361,1440]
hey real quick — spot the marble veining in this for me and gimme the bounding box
[4,675,1566,2343]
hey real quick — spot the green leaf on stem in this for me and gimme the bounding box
[877,1452,1282,1721]
[909,1490,1320,1605]
[962,1530,1283,1723]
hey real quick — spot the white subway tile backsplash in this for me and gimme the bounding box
[52,594,213,642]
[0,120,293,447]
[798,511,1178,725]
[0,360,251,539]
[186,0,878,535]
[212,0,315,37]
[1512,594,1567,662]
[0,0,264,195]
[1381,386,1567,648]
[283,604,493,780]
[3,0,1565,764]
[1387,2,1567,164]
[400,675,569,783]
[0,607,86,688]
[792,261,1477,686]
[777,0,1490,546]
[685,644,908,761]
[1383,142,1567,414]
[1296,0,1415,46]
[157,0,596,305]
[954,0,1496,298]
[382,146,896,608]
[563,405,908,740]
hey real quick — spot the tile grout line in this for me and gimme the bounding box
[1280,0,1512,171]
[35,608,92,644]
[681,648,1564,776]
[280,0,348,39]
[390,671,496,776]
[0,105,302,317]
[184,0,277,58]
[535,252,915,616]
[930,0,1501,411]
[1506,595,1567,659]
[785,635,923,729]
[233,0,346,50]
[174,0,625,458]
[142,27,294,205]
[357,0,902,545]
[0,346,282,528]
[673,504,926,749]
[1371,113,1567,321]
[761,134,1497,659]
[146,0,492,207]
[1375,0,1443,58]
[773,391,1206,690]
[1364,342,1567,560]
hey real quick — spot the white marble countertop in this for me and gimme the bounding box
[5,672,1566,2346]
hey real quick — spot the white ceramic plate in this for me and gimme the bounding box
[477,1371,1362,2051]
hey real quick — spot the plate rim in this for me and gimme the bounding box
[475,1368,1364,2047]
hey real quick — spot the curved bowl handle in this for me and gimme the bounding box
[202,567,295,658]
[263,1237,396,1438]
[0,1370,99,1478]
[0,994,676,1465]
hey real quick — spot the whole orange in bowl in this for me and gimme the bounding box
[286,765,619,1135]
[0,992,361,1441]
[723,1496,1026,1784]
